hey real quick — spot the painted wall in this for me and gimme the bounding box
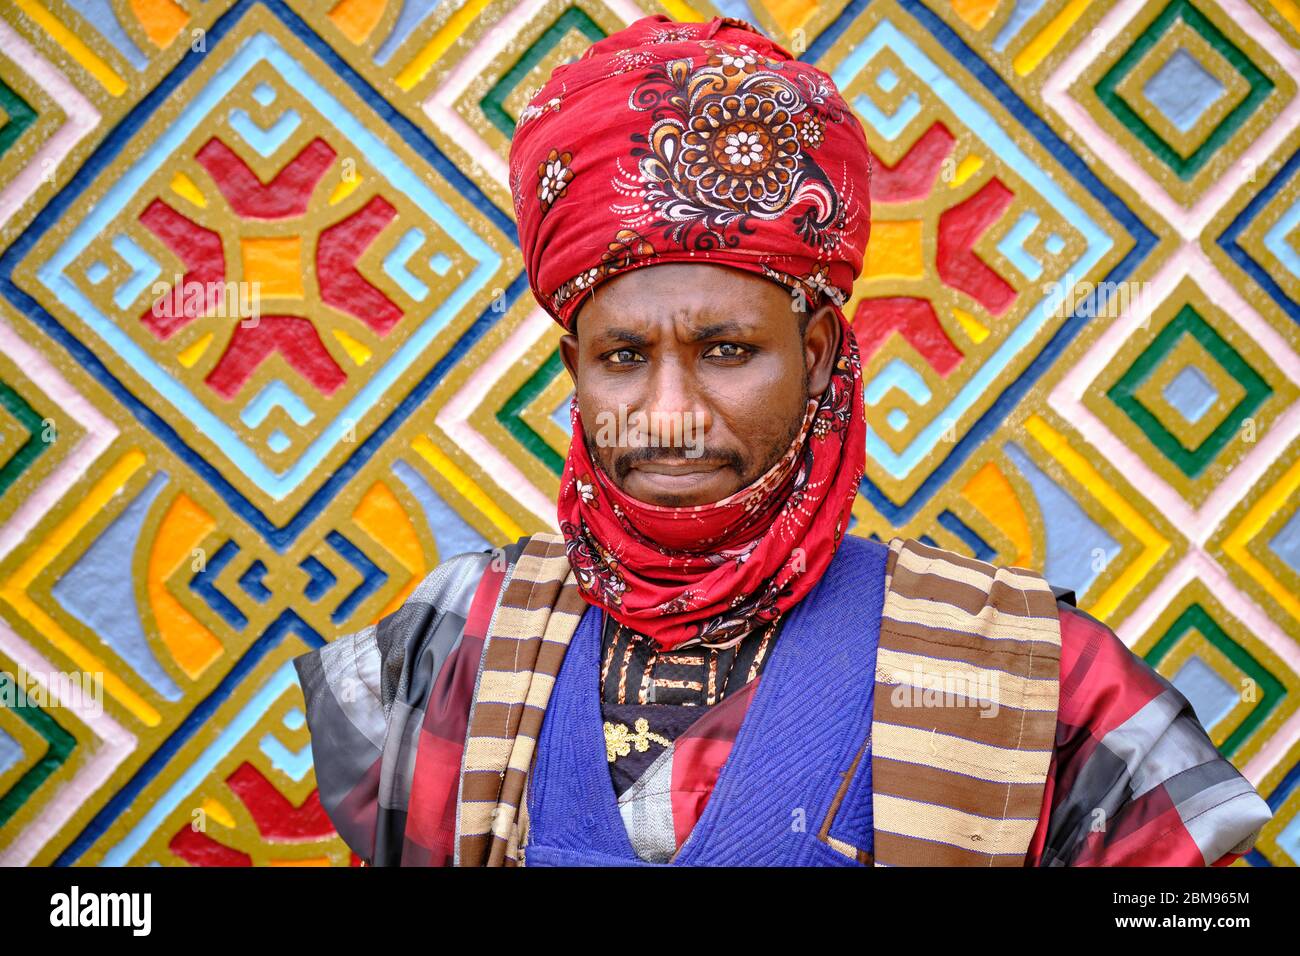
[0,0,1297,865]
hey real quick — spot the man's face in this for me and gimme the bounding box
[558,263,840,507]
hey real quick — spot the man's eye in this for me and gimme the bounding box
[704,342,750,359]
[607,348,643,364]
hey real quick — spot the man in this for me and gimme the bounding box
[293,14,1271,866]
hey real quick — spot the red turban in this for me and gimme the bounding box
[509,13,872,329]
[508,14,873,651]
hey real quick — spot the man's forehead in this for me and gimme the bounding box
[579,285,788,335]
[596,261,790,296]
[586,313,763,344]
[578,267,793,328]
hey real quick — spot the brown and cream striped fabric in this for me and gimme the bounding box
[871,537,1062,866]
[454,532,586,866]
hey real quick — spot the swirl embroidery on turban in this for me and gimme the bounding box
[613,43,851,258]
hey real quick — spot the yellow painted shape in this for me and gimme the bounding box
[128,0,188,49]
[149,492,224,680]
[866,220,925,279]
[761,0,813,36]
[962,461,1033,567]
[952,0,1000,31]
[170,171,207,209]
[177,332,214,369]
[1025,415,1169,621]
[353,480,425,620]
[269,857,333,866]
[658,0,706,25]
[950,154,984,188]
[1224,456,1300,625]
[241,236,304,298]
[331,328,372,366]
[1,451,161,726]
[396,0,494,91]
[329,175,361,206]
[952,307,990,344]
[1270,0,1300,33]
[200,797,236,829]
[16,0,128,96]
[410,435,524,541]
[1014,0,1092,76]
[328,0,387,44]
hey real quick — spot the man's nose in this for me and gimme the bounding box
[639,359,712,440]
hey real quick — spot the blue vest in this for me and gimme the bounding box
[524,534,889,866]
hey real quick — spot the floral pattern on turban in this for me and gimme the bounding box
[509,13,872,330]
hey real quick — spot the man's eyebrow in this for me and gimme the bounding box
[594,319,757,346]
[596,326,650,347]
[686,320,755,342]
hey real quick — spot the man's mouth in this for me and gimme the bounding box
[632,459,723,475]
[625,459,730,498]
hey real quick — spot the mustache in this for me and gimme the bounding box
[591,440,746,483]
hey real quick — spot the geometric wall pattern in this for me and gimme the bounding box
[0,0,1297,866]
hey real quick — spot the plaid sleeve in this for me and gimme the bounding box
[1026,602,1272,866]
[292,547,506,865]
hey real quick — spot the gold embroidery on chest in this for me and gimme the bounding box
[604,717,671,762]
